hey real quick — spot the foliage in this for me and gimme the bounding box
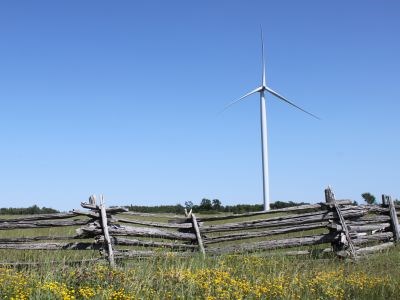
[221,201,309,214]
[271,200,309,209]
[184,201,194,210]
[222,203,264,214]
[0,205,59,215]
[199,198,212,210]
[127,204,185,214]
[127,199,309,214]
[361,193,376,205]
[212,199,222,210]
[0,249,399,299]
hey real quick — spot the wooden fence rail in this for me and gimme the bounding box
[0,189,399,266]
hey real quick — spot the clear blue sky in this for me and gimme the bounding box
[0,1,399,211]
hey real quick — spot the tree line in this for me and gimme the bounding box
[0,205,59,215]
[1,194,398,215]
[183,199,309,214]
[127,199,309,215]
[126,204,185,214]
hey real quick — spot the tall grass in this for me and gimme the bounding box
[1,247,399,299]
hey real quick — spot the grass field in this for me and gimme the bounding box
[1,210,399,299]
[0,247,399,299]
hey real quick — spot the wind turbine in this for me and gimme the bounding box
[224,29,319,211]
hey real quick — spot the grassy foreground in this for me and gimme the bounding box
[1,248,400,300]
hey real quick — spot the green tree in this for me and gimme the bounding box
[212,199,222,210]
[184,201,194,210]
[199,198,212,210]
[361,193,376,205]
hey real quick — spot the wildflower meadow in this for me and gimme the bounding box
[1,248,399,300]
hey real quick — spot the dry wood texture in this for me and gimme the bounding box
[208,233,337,254]
[356,242,394,255]
[196,200,354,222]
[349,215,391,224]
[0,236,78,243]
[331,199,356,259]
[204,222,329,244]
[0,212,76,222]
[0,219,90,230]
[351,232,393,245]
[123,211,186,219]
[100,203,115,267]
[113,217,192,229]
[71,209,100,218]
[327,223,390,233]
[387,196,400,242]
[78,223,196,241]
[80,203,128,213]
[0,242,101,250]
[191,213,205,256]
[200,208,365,233]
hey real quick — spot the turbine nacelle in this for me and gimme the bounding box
[223,84,320,120]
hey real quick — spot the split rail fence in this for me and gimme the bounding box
[0,188,399,266]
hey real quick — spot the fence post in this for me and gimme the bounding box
[325,187,356,259]
[99,195,115,267]
[381,195,387,206]
[325,186,335,204]
[383,195,400,243]
[190,213,205,257]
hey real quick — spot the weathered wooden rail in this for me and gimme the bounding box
[0,188,399,266]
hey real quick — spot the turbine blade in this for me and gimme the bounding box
[261,26,266,87]
[265,86,320,120]
[221,86,262,113]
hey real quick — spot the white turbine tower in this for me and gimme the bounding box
[224,29,319,211]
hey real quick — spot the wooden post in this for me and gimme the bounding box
[325,187,356,259]
[89,195,97,205]
[191,213,205,257]
[381,194,387,206]
[333,200,357,259]
[325,186,335,204]
[385,195,400,242]
[99,195,115,267]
